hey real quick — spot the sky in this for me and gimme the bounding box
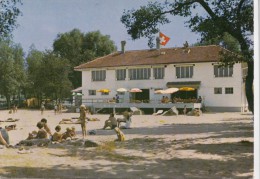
[12,0,201,54]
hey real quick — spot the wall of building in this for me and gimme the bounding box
[81,62,245,112]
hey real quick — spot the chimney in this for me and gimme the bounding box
[121,41,126,54]
[156,37,160,50]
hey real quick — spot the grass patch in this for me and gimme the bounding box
[239,140,253,146]
[104,152,141,162]
[96,141,116,152]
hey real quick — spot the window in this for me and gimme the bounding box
[129,68,151,80]
[214,88,222,94]
[176,66,193,78]
[92,70,106,81]
[153,67,165,79]
[116,69,126,81]
[88,90,96,96]
[225,87,233,94]
[214,65,233,77]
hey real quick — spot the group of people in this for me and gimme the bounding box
[0,104,129,148]
[40,101,63,115]
[102,111,132,130]
[8,104,18,114]
[54,103,63,115]
[161,96,203,104]
[26,118,76,142]
[161,96,170,103]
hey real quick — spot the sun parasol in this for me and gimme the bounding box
[163,88,179,94]
[179,87,195,98]
[116,88,128,92]
[179,87,195,91]
[129,88,142,102]
[154,89,165,94]
[129,88,142,93]
[97,89,110,93]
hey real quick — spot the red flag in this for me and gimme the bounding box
[159,32,170,46]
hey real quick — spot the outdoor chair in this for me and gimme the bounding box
[153,110,164,116]
[130,107,143,115]
[162,106,179,116]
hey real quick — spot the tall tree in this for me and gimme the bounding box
[26,47,72,104]
[40,51,72,101]
[0,0,22,38]
[121,0,254,113]
[53,29,117,88]
[0,40,25,108]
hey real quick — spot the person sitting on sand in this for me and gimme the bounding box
[71,126,76,138]
[27,131,38,140]
[114,127,125,141]
[35,122,48,139]
[62,127,75,140]
[103,113,117,130]
[117,111,132,129]
[0,127,10,147]
[52,125,63,142]
[41,118,52,137]
[79,105,87,139]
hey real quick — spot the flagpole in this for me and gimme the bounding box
[156,32,160,55]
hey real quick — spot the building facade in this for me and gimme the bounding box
[75,45,248,112]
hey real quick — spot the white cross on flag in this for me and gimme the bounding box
[159,32,170,46]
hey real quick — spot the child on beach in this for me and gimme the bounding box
[62,127,76,140]
[52,125,63,142]
[79,105,87,139]
[114,127,125,141]
[35,122,48,139]
[41,118,52,137]
[71,126,76,138]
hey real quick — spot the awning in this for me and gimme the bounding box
[166,81,201,89]
[71,86,82,92]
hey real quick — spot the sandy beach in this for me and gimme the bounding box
[0,109,254,178]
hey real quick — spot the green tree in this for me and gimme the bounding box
[0,0,22,38]
[0,40,25,108]
[26,47,72,105]
[40,51,72,101]
[193,32,241,53]
[53,29,117,88]
[121,0,254,113]
[25,46,45,102]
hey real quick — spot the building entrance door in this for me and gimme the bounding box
[135,89,150,102]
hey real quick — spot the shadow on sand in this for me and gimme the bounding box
[1,119,253,178]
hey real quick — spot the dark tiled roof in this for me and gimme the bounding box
[74,45,227,70]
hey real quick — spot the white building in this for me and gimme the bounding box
[75,44,248,112]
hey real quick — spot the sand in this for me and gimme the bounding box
[0,109,254,178]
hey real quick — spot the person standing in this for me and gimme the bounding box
[79,105,87,139]
[40,102,45,115]
[197,96,202,103]
[116,94,119,103]
[183,105,187,115]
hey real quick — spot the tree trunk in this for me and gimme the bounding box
[245,61,254,114]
